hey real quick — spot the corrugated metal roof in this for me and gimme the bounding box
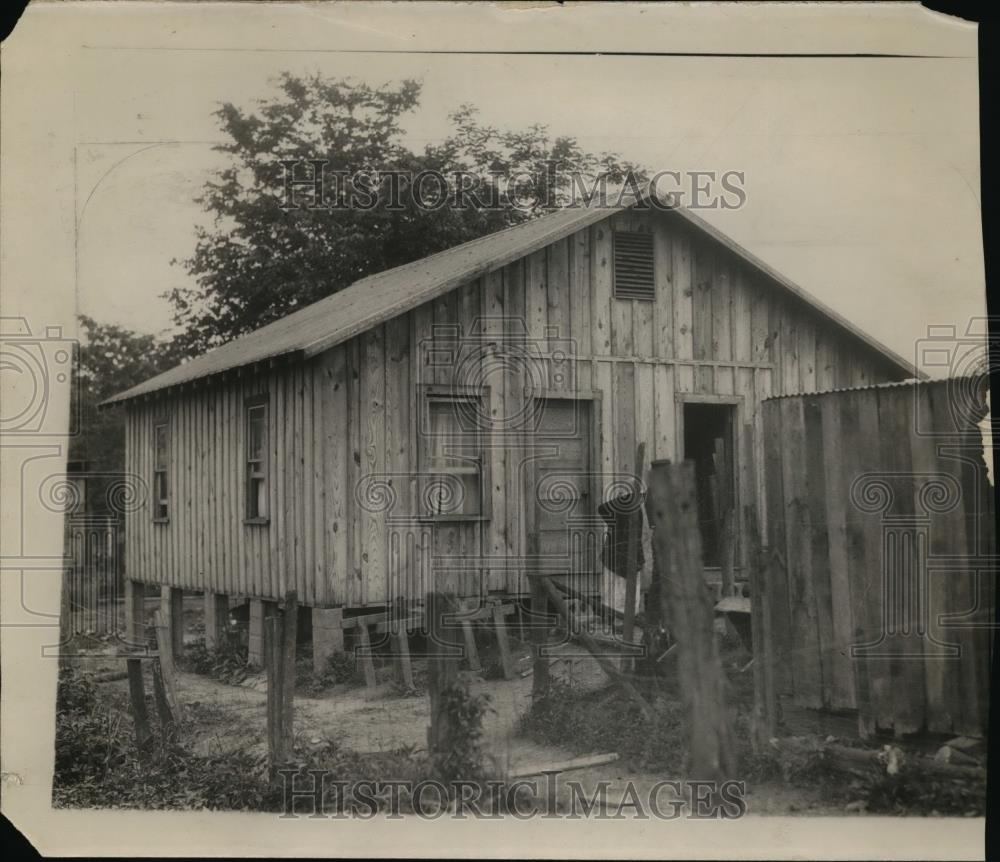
[103,198,922,405]
[761,375,984,401]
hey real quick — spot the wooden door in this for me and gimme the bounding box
[529,398,599,595]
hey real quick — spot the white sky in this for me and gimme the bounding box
[67,3,985,371]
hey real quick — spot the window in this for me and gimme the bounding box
[420,389,489,519]
[153,422,169,521]
[612,230,656,301]
[246,399,269,522]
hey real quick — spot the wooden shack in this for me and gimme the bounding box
[103,200,919,665]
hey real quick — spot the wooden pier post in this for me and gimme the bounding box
[124,579,146,648]
[311,606,345,674]
[248,598,277,666]
[160,586,184,660]
[203,592,229,651]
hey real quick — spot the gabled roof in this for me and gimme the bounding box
[103,198,921,406]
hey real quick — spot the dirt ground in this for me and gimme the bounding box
[72,595,841,816]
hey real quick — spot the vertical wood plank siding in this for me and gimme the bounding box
[124,208,903,608]
[761,380,992,737]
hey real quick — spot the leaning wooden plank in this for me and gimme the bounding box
[509,752,620,779]
[461,620,482,672]
[355,623,378,691]
[492,604,516,680]
[533,573,655,722]
[393,626,415,691]
[151,610,183,721]
[453,603,516,624]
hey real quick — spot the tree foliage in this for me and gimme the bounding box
[169,74,644,353]
[70,316,187,509]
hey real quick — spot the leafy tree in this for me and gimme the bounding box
[70,316,188,511]
[170,74,644,353]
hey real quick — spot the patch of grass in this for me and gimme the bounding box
[52,666,277,810]
[295,651,366,696]
[856,767,984,816]
[520,677,686,772]
[179,632,253,685]
[52,666,498,814]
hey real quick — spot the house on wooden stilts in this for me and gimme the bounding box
[102,199,920,672]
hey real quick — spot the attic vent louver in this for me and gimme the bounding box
[612,230,655,301]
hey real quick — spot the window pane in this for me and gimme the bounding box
[423,396,484,518]
[154,472,168,518]
[421,471,481,516]
[249,478,267,519]
[248,406,266,461]
[154,424,167,470]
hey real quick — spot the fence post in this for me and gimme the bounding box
[265,615,285,776]
[280,591,298,751]
[265,593,297,779]
[126,658,153,756]
[646,459,737,782]
[426,590,463,763]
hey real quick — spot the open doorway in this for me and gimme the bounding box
[682,402,736,568]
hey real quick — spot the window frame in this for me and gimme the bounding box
[244,394,270,525]
[417,384,492,523]
[152,418,169,523]
[611,228,657,302]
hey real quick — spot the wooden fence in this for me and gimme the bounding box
[759,378,994,738]
[63,515,123,636]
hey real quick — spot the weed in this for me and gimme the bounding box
[295,651,367,696]
[180,632,253,685]
[431,683,494,784]
[520,678,686,772]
